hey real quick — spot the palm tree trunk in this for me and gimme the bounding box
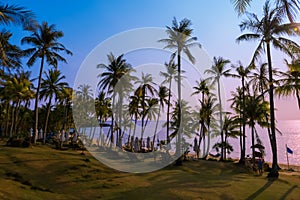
[296,89,300,110]
[13,101,21,136]
[9,102,15,137]
[241,77,246,163]
[217,79,224,161]
[167,79,172,144]
[266,42,279,178]
[4,102,10,137]
[177,52,182,157]
[153,105,161,151]
[251,124,255,166]
[43,95,52,144]
[34,55,45,144]
[111,94,115,145]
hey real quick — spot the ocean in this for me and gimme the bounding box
[228,120,300,166]
[80,120,300,166]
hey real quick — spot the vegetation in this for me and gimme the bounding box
[1,3,300,198]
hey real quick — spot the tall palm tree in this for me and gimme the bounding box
[97,53,132,145]
[159,18,200,156]
[276,59,300,109]
[0,3,36,29]
[160,58,177,143]
[40,69,68,143]
[153,85,169,149]
[192,78,210,157]
[236,1,300,177]
[244,90,270,165]
[231,0,300,22]
[205,56,231,161]
[134,73,157,140]
[21,21,72,143]
[229,61,251,163]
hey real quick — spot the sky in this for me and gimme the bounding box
[6,0,300,120]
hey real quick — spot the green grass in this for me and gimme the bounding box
[0,144,299,200]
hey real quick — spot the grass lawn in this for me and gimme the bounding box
[0,143,299,200]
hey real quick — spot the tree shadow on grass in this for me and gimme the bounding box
[245,180,274,200]
[279,185,298,200]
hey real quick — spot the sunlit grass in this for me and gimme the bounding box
[0,143,299,199]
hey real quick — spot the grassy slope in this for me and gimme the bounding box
[0,144,299,200]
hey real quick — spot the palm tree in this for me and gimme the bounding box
[97,53,132,145]
[153,85,169,150]
[236,1,300,177]
[231,0,300,22]
[229,61,251,163]
[57,86,74,135]
[2,70,34,136]
[276,59,300,109]
[192,78,210,157]
[159,18,200,156]
[95,91,111,146]
[134,73,157,140]
[160,58,177,143]
[0,3,36,29]
[0,30,22,70]
[40,69,68,144]
[205,56,231,161]
[213,114,239,160]
[21,21,72,143]
[244,90,270,165]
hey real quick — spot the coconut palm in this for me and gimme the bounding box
[276,59,300,109]
[205,56,231,161]
[97,53,132,145]
[244,90,270,165]
[21,21,72,143]
[236,1,300,177]
[2,70,34,136]
[229,61,251,163]
[159,18,200,156]
[57,86,74,134]
[231,0,300,22]
[213,114,239,160]
[160,58,177,143]
[95,91,111,146]
[0,30,22,70]
[0,3,36,29]
[153,85,169,150]
[40,69,68,143]
[192,79,210,157]
[134,73,157,140]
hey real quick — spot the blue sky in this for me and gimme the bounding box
[6,0,300,119]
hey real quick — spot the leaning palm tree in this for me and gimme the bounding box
[21,21,72,143]
[236,1,300,177]
[40,69,68,144]
[276,59,300,109]
[231,0,300,22]
[159,18,200,157]
[153,85,169,149]
[97,53,132,145]
[205,56,231,161]
[160,58,177,143]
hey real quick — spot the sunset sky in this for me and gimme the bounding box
[7,0,300,119]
